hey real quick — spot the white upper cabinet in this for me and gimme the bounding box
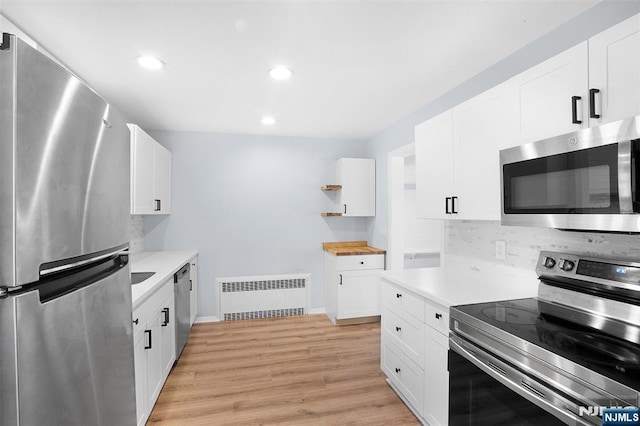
[416,82,519,221]
[129,124,172,215]
[415,110,454,220]
[455,81,520,220]
[336,158,375,217]
[588,14,640,126]
[513,42,589,144]
[414,13,640,222]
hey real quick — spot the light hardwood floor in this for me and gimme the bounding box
[148,314,419,425]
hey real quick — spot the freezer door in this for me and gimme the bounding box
[1,259,136,426]
[12,37,129,286]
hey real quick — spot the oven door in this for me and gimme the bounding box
[449,335,593,426]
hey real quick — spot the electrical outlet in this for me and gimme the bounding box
[495,240,506,260]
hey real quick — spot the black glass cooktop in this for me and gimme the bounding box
[454,298,640,392]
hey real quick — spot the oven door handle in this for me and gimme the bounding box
[450,336,593,426]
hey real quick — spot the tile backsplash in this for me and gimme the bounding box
[129,215,144,254]
[444,220,640,272]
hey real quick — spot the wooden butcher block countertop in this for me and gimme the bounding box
[323,241,386,256]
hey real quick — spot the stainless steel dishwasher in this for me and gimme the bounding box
[174,263,191,359]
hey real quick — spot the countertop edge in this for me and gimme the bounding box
[131,250,199,310]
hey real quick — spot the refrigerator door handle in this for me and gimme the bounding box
[40,247,128,276]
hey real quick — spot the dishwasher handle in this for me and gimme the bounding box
[174,263,190,283]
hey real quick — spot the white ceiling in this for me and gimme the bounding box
[1,0,599,140]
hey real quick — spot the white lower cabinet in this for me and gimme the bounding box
[324,252,384,324]
[133,279,176,426]
[189,256,198,326]
[424,327,449,426]
[381,278,449,425]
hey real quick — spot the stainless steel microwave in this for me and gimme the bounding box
[500,115,640,233]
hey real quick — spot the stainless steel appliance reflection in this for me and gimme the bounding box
[0,34,136,425]
[500,115,640,233]
[174,263,191,358]
[449,251,639,425]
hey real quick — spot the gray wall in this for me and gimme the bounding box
[365,0,640,250]
[143,131,371,319]
[145,0,640,320]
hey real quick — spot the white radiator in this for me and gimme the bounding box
[217,273,310,321]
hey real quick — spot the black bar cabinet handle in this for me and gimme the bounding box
[589,88,601,119]
[395,326,401,332]
[452,196,458,214]
[154,199,161,211]
[343,204,347,214]
[162,308,170,326]
[435,313,442,320]
[571,96,582,124]
[445,197,451,214]
[133,318,139,325]
[339,274,343,285]
[144,330,152,349]
[189,279,193,291]
[395,368,401,374]
[396,293,402,299]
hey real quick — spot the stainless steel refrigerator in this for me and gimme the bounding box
[0,33,136,425]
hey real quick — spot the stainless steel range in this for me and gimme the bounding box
[449,251,640,425]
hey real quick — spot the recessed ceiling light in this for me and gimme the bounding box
[137,55,165,70]
[268,66,293,80]
[261,116,276,125]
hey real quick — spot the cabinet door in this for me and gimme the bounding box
[589,14,640,126]
[133,329,148,426]
[337,158,375,216]
[514,42,588,144]
[454,81,519,221]
[189,257,198,326]
[159,293,176,380]
[130,125,155,215]
[337,270,380,319]
[153,144,172,214]
[424,327,449,426]
[415,110,454,219]
[145,311,163,408]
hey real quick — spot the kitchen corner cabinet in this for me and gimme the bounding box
[189,256,198,326]
[133,279,175,426]
[128,124,172,215]
[416,81,518,221]
[337,158,375,216]
[324,251,384,325]
[380,278,449,425]
[322,158,375,217]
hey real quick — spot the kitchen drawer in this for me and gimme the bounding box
[382,342,424,415]
[381,280,425,322]
[336,254,384,271]
[132,279,173,334]
[382,307,425,365]
[425,298,449,336]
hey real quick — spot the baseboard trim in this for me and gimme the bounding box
[194,315,221,323]
[308,308,326,315]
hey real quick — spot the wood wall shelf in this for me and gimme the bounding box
[321,212,343,217]
[321,185,342,191]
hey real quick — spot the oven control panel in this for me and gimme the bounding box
[537,250,640,287]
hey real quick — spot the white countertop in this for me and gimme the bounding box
[379,265,539,308]
[130,250,198,309]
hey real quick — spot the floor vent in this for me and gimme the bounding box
[218,274,310,321]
